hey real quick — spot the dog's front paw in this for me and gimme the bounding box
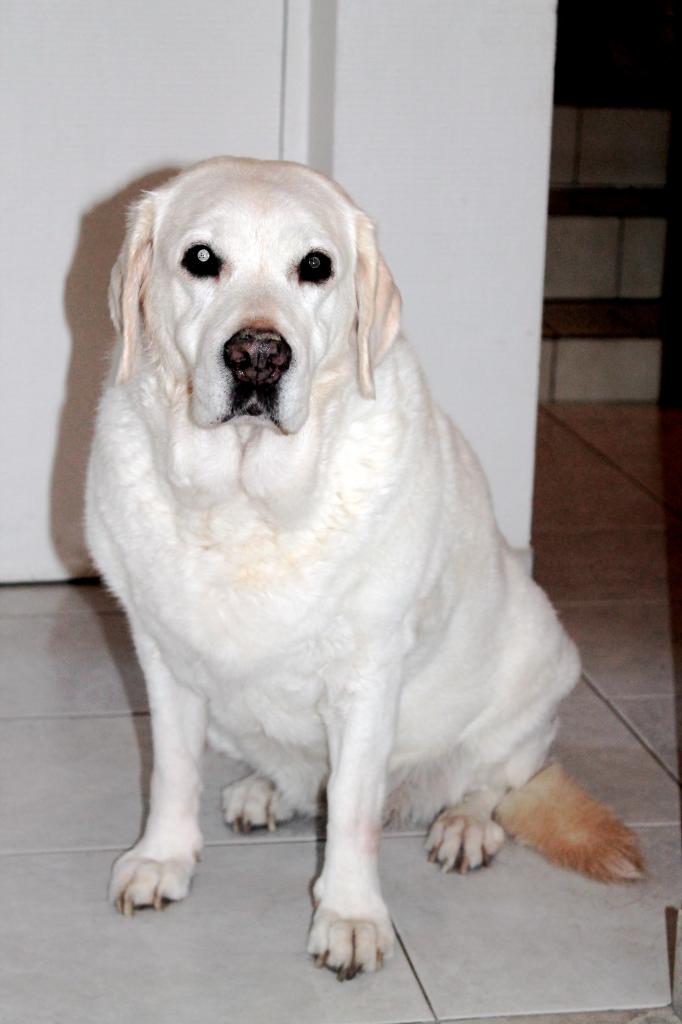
[307,904,395,979]
[425,810,505,873]
[109,849,197,916]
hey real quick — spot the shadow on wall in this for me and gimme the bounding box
[52,167,180,578]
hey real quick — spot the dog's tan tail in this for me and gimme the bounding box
[494,763,644,883]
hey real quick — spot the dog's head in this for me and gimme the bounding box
[109,157,401,434]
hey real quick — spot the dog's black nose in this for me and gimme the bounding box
[223,328,292,386]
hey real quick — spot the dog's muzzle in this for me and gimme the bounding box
[223,328,292,386]
[221,326,292,424]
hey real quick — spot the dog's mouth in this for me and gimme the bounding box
[222,381,281,428]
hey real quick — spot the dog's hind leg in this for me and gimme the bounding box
[222,773,295,833]
[425,787,506,873]
[424,713,564,875]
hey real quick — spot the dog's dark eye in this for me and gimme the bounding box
[181,244,222,279]
[298,250,333,284]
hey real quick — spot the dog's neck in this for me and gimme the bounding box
[140,369,357,530]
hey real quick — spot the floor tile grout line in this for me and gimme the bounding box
[623,820,682,827]
[569,692,676,704]
[614,694,678,702]
[393,922,440,1023]
[0,710,150,723]
[1,823,676,862]
[0,846,137,858]
[0,840,322,858]
[0,831,432,859]
[540,405,682,526]
[581,672,681,787]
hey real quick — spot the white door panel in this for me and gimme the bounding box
[0,0,284,580]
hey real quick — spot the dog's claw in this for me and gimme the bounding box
[111,854,195,918]
[337,962,361,982]
[152,888,168,912]
[308,910,393,979]
[426,811,506,875]
[222,775,291,835]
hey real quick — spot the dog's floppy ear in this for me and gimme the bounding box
[354,213,402,399]
[109,194,155,384]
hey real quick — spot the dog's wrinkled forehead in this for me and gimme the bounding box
[154,158,354,261]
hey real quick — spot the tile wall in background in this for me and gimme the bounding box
[541,107,669,403]
[550,108,670,188]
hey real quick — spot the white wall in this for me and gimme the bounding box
[0,0,555,581]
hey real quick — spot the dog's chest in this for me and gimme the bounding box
[131,507,357,754]
[123,487,363,680]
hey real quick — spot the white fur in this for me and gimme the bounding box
[86,157,580,977]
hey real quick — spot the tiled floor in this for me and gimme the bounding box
[1,404,680,1024]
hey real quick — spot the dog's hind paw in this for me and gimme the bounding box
[222,773,293,833]
[425,810,505,874]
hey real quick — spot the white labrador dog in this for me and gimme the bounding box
[86,157,642,979]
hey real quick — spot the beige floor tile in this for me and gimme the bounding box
[533,527,681,604]
[615,696,680,780]
[0,714,322,854]
[547,405,682,516]
[0,612,146,717]
[385,826,680,1019]
[557,602,676,698]
[0,843,433,1024]
[555,683,680,826]
[534,411,664,533]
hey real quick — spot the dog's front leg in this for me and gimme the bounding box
[308,655,400,978]
[110,628,207,916]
